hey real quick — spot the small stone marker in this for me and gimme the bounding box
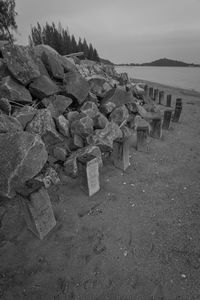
[112,138,130,171]
[166,94,172,107]
[162,109,172,130]
[150,118,162,139]
[153,89,159,102]
[19,187,56,239]
[136,124,149,152]
[172,98,182,122]
[158,91,164,104]
[149,87,154,99]
[77,154,100,196]
[144,85,149,98]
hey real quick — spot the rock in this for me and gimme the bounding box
[86,91,99,105]
[64,145,102,177]
[0,59,9,79]
[87,121,123,151]
[93,113,109,129]
[109,105,129,126]
[53,146,67,161]
[55,115,70,137]
[101,86,136,114]
[42,95,72,118]
[35,57,50,77]
[0,76,32,104]
[63,70,89,104]
[73,134,84,148]
[2,45,40,85]
[80,101,99,119]
[35,167,60,188]
[61,56,76,72]
[0,98,11,115]
[0,114,23,133]
[12,105,36,129]
[34,44,64,80]
[70,115,94,138]
[26,109,63,146]
[0,132,48,198]
[87,75,107,97]
[120,125,133,139]
[66,111,80,124]
[29,75,60,100]
[126,102,138,113]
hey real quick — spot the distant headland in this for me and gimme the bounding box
[116,58,200,67]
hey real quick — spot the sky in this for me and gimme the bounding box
[15,0,200,64]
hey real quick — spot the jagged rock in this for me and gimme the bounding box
[53,145,67,161]
[26,109,63,146]
[35,57,50,77]
[63,71,89,104]
[87,75,107,97]
[64,145,102,177]
[0,98,11,115]
[12,105,36,129]
[55,115,70,137]
[0,59,9,79]
[66,111,80,124]
[35,166,60,189]
[93,113,109,129]
[2,45,40,85]
[73,134,84,148]
[126,102,138,113]
[86,91,99,105]
[101,86,136,114]
[120,125,133,139]
[42,95,72,118]
[87,121,123,151]
[0,76,32,104]
[0,132,48,198]
[109,105,129,126]
[29,75,60,100]
[0,114,23,133]
[70,115,94,138]
[34,45,64,80]
[80,101,99,119]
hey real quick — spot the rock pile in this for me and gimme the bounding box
[0,43,175,238]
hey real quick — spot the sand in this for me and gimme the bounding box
[0,82,200,300]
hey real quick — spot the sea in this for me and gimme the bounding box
[115,66,200,92]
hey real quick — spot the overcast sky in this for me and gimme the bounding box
[15,0,200,64]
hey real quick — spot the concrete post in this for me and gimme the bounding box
[166,94,172,107]
[136,125,149,152]
[150,118,162,139]
[154,89,159,102]
[149,87,154,100]
[158,91,164,104]
[162,109,172,130]
[172,98,182,122]
[112,138,130,171]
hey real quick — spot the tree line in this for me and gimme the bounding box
[29,22,100,61]
[0,0,100,61]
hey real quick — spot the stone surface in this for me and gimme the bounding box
[2,45,40,85]
[0,59,9,79]
[12,105,36,129]
[64,145,102,178]
[63,71,89,104]
[35,167,60,188]
[109,105,129,126]
[0,76,32,104]
[55,115,70,137]
[0,97,11,115]
[80,101,99,119]
[26,109,63,146]
[87,75,109,97]
[93,113,109,129]
[53,146,67,161]
[43,95,72,118]
[29,75,60,100]
[0,114,23,133]
[66,111,80,124]
[112,138,130,171]
[70,115,94,138]
[101,86,136,114]
[0,132,48,198]
[87,121,123,151]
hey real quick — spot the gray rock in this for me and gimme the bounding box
[0,114,23,133]
[26,109,63,146]
[0,76,32,104]
[42,95,72,118]
[0,132,48,198]
[12,105,36,129]
[109,105,129,126]
[63,71,89,104]
[93,113,109,129]
[0,98,11,115]
[55,115,70,137]
[70,115,94,138]
[66,111,80,124]
[29,75,60,100]
[2,45,40,85]
[53,146,67,161]
[80,101,99,119]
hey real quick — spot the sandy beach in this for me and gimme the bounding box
[1,82,200,299]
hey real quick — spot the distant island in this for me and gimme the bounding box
[116,58,200,67]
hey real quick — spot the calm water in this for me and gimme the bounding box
[115,66,200,92]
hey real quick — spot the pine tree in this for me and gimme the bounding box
[82,38,89,58]
[0,0,17,43]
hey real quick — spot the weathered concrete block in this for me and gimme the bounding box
[150,118,162,139]
[19,187,56,239]
[166,94,172,107]
[77,154,100,196]
[172,98,182,122]
[112,138,130,171]
[153,89,159,102]
[158,91,164,104]
[162,109,172,130]
[149,87,154,99]
[136,125,149,152]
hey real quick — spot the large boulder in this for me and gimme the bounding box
[109,105,129,126]
[87,75,110,97]
[100,86,136,114]
[64,145,102,177]
[70,115,94,138]
[0,132,48,198]
[87,121,123,151]
[63,71,89,104]
[26,109,63,146]
[1,45,40,85]
[42,95,72,118]
[0,114,23,133]
[12,105,37,129]
[0,76,32,104]
[29,75,60,100]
